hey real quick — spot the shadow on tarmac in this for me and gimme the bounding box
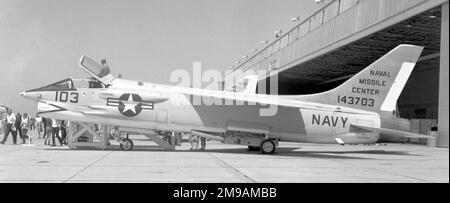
[42,144,424,160]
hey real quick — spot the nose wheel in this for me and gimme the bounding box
[260,139,276,154]
[120,138,134,151]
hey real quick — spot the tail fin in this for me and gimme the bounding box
[297,45,423,113]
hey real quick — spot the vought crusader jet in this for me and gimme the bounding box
[21,45,432,154]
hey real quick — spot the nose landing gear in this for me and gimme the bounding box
[119,138,134,151]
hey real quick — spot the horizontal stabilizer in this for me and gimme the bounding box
[351,124,433,139]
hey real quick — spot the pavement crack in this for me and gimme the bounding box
[210,153,257,183]
[62,151,113,183]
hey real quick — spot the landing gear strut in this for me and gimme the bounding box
[260,139,276,154]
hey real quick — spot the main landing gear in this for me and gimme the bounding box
[223,132,278,154]
[259,139,276,154]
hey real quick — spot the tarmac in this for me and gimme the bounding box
[0,132,448,183]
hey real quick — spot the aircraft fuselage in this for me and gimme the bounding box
[33,78,380,145]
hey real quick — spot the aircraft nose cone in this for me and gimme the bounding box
[20,91,41,100]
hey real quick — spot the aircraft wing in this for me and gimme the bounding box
[350,124,433,139]
[186,88,377,115]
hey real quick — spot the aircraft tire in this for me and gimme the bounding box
[248,146,260,151]
[260,139,276,154]
[120,139,134,151]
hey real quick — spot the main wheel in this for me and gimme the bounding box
[248,146,260,151]
[120,138,134,151]
[260,139,276,154]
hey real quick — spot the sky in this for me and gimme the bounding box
[0,0,318,115]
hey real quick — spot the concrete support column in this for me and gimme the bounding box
[438,2,449,148]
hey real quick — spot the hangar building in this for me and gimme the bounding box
[224,0,449,147]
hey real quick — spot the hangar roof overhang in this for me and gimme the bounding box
[275,7,442,95]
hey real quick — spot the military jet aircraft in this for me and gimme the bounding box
[20,45,431,154]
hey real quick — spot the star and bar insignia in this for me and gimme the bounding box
[107,93,154,117]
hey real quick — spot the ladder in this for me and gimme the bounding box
[67,122,109,150]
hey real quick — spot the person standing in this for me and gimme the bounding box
[200,137,207,151]
[51,119,62,146]
[0,115,4,136]
[15,113,22,140]
[1,109,17,145]
[21,113,30,144]
[44,118,53,145]
[1,112,6,135]
[60,120,67,145]
[35,116,43,139]
[189,134,199,150]
[29,117,35,131]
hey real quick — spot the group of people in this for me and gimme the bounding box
[0,109,68,146]
[2,108,209,150]
[189,134,207,151]
[1,109,32,145]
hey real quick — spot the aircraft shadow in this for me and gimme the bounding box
[191,147,421,160]
[44,145,422,160]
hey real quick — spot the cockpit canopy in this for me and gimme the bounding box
[79,56,114,85]
[80,56,110,78]
[25,56,114,93]
[26,77,107,92]
[27,78,76,92]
